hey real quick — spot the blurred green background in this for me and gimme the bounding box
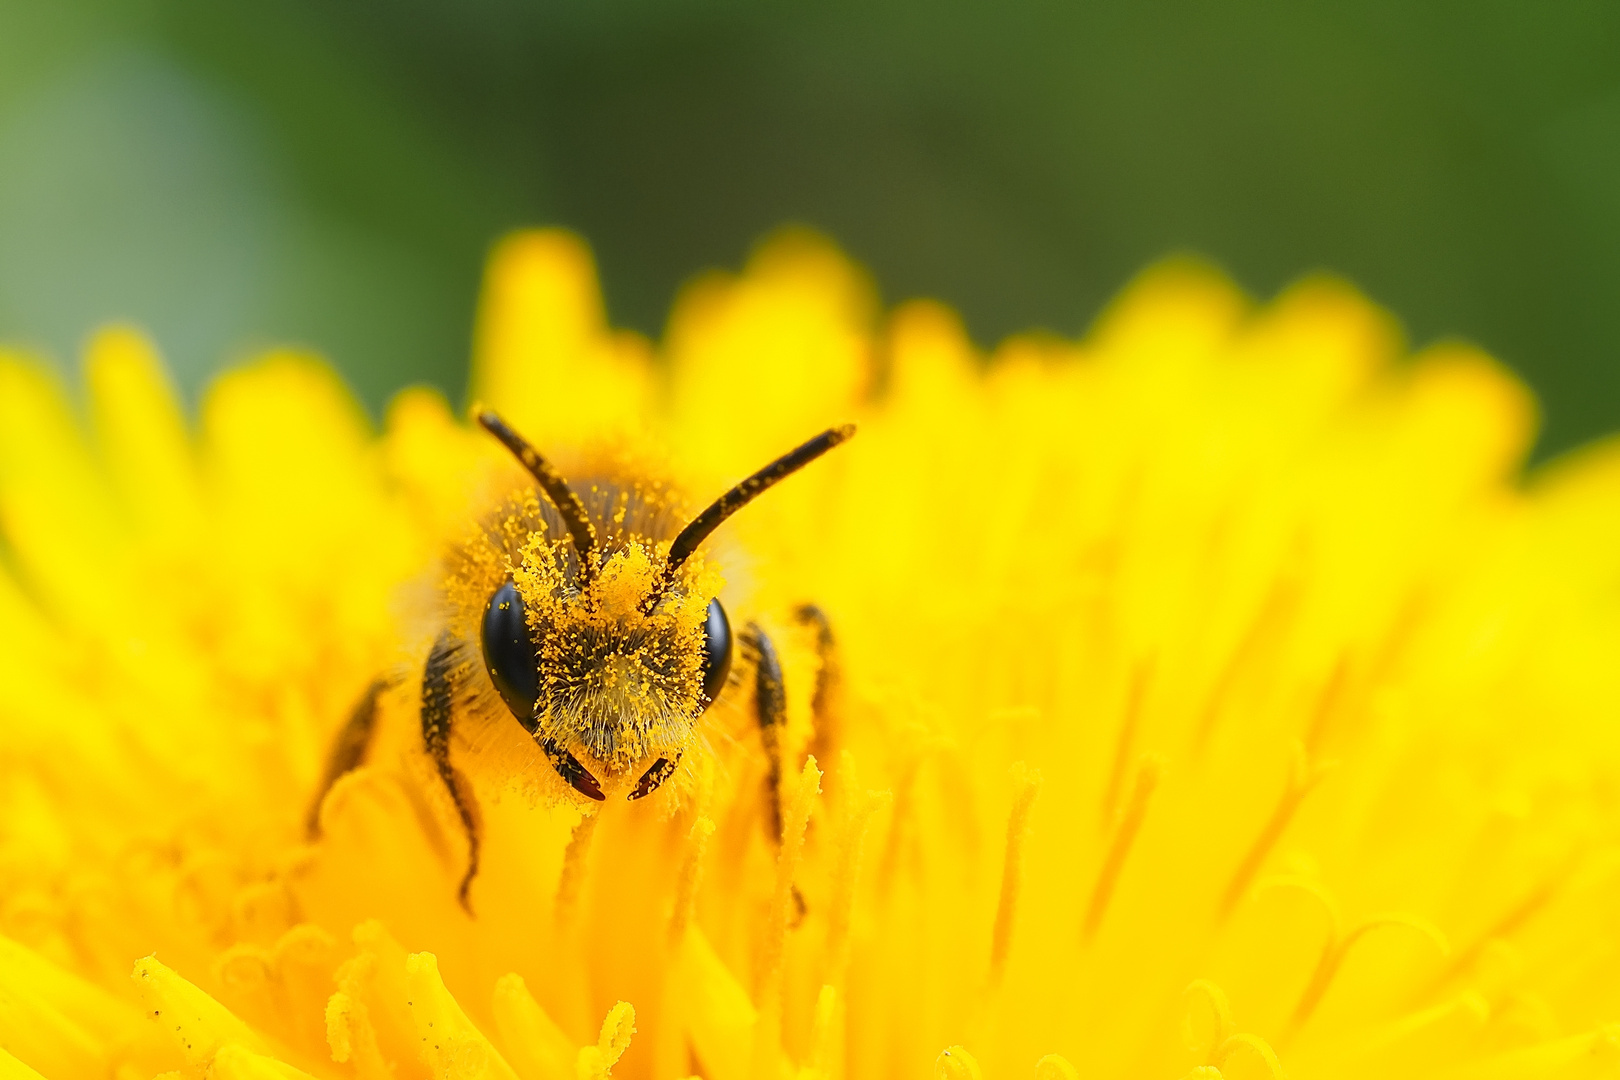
[3,1,1620,458]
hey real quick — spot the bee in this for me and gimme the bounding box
[308,409,853,911]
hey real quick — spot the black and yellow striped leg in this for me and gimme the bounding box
[743,621,788,843]
[421,632,482,914]
[744,608,841,842]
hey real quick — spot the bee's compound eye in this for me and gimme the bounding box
[482,581,540,730]
[700,598,732,709]
[628,754,680,801]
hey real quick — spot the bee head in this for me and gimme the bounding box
[473,410,850,804]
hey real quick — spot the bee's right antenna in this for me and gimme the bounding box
[643,424,856,611]
[477,409,600,585]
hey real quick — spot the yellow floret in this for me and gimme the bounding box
[2,228,1619,1080]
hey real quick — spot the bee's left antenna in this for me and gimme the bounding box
[643,423,856,612]
[476,410,599,584]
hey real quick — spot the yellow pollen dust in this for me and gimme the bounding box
[591,544,664,620]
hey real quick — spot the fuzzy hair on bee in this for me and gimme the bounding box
[442,471,721,796]
[307,408,854,912]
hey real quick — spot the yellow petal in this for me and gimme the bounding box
[0,1048,46,1080]
[666,229,873,486]
[83,325,201,539]
[209,1045,317,1080]
[0,935,149,1065]
[675,930,755,1080]
[0,352,122,617]
[933,1046,981,1080]
[1031,1055,1077,1080]
[130,956,267,1072]
[404,952,521,1080]
[469,230,652,447]
[490,975,574,1080]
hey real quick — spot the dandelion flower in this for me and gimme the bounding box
[3,228,1620,1080]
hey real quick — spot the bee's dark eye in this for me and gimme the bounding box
[482,581,540,731]
[628,754,680,801]
[700,597,732,709]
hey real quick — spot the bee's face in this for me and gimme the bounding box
[478,534,731,803]
[462,410,849,807]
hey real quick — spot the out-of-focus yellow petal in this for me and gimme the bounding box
[469,230,653,448]
[0,1049,45,1080]
[83,325,201,540]
[384,387,491,546]
[210,1044,318,1080]
[491,975,575,1080]
[665,229,873,487]
[674,930,755,1080]
[0,936,153,1075]
[0,352,123,619]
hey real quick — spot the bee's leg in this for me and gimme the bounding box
[792,603,839,758]
[421,632,482,914]
[742,622,788,843]
[743,621,814,925]
[306,675,394,838]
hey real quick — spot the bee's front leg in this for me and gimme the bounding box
[421,632,482,914]
[306,675,395,837]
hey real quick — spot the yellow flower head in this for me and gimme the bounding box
[3,227,1620,1080]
